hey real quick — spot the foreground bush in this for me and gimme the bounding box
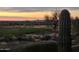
[11,42,57,52]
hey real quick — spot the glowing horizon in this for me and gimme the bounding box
[0,9,78,21]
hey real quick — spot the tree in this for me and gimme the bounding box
[52,12,58,30]
[73,17,79,33]
[44,15,51,27]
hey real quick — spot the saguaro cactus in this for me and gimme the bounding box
[58,9,71,52]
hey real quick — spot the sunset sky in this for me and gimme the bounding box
[0,7,79,21]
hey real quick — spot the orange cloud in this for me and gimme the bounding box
[0,11,52,20]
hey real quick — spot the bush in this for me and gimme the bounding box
[11,42,57,52]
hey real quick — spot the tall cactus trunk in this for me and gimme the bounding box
[58,9,72,52]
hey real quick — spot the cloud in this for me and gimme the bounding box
[0,7,78,12]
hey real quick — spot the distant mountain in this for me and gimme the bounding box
[0,16,35,21]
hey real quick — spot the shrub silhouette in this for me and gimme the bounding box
[11,41,57,52]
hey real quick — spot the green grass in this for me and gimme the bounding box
[0,28,52,36]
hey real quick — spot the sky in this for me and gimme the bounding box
[0,7,79,21]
